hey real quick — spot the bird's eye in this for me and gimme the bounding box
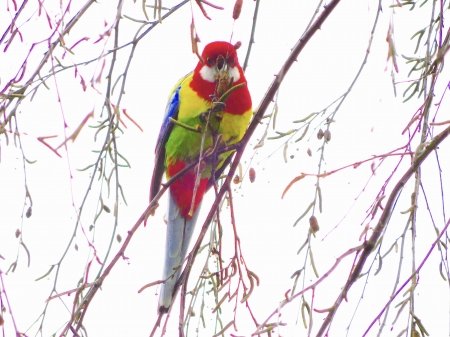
[206,57,214,66]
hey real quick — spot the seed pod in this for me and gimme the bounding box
[15,229,21,238]
[324,130,331,142]
[26,206,32,218]
[309,216,319,234]
[411,192,416,204]
[216,73,230,98]
[117,234,122,243]
[0,314,4,326]
[233,175,240,184]
[371,161,376,175]
[307,148,312,156]
[89,224,94,231]
[249,167,256,183]
[103,205,110,213]
[233,0,243,20]
[75,244,78,251]
[317,129,324,140]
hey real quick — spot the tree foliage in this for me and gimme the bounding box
[1,1,449,336]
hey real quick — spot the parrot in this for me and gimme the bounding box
[150,41,252,313]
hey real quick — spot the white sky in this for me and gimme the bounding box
[1,0,449,336]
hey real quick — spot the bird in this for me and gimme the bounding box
[150,41,252,313]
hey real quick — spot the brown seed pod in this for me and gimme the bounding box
[371,161,376,175]
[324,130,331,142]
[411,192,416,205]
[309,215,319,234]
[317,129,324,140]
[117,234,122,243]
[15,229,21,238]
[307,148,312,156]
[216,74,231,98]
[249,167,256,183]
[233,175,240,184]
[233,0,243,20]
[26,206,32,218]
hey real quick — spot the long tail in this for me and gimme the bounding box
[158,191,201,313]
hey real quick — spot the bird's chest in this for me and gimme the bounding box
[166,85,249,161]
[166,109,246,163]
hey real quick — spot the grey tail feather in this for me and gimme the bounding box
[158,191,201,313]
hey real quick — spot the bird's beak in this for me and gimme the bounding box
[215,54,228,79]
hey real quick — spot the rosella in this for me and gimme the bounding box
[150,41,252,313]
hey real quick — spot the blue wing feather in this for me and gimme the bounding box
[150,85,182,202]
[155,86,181,155]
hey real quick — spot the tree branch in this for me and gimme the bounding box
[316,124,450,336]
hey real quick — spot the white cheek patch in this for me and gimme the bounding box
[229,66,241,82]
[199,65,241,83]
[199,65,216,83]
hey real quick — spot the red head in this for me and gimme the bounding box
[191,41,251,114]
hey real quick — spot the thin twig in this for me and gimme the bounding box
[316,124,450,336]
